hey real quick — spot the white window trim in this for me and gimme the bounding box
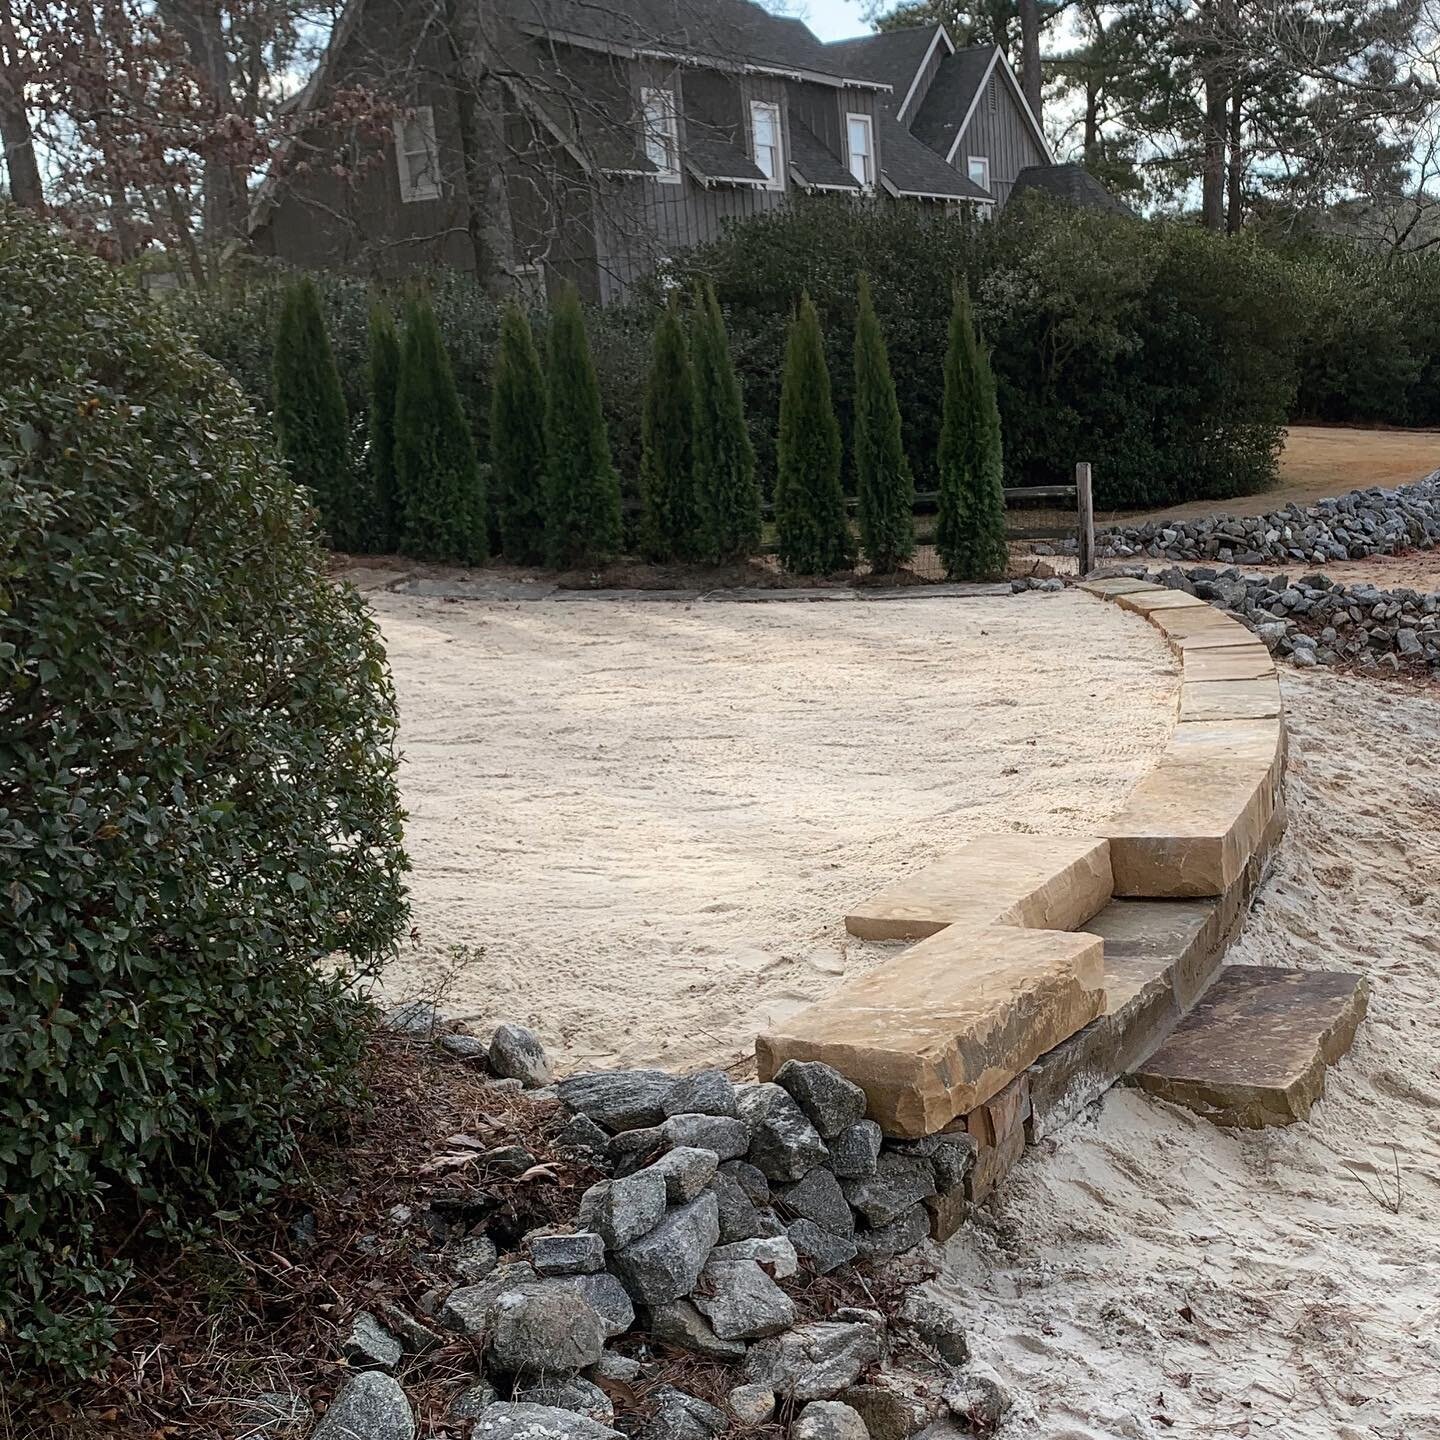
[846,111,875,190]
[641,87,681,183]
[749,100,785,191]
[394,106,442,203]
[966,155,991,193]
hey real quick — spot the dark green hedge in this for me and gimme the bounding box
[1,208,409,1375]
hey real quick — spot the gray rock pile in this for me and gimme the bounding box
[1075,473,1440,566]
[312,1038,1004,1439]
[1118,563,1440,670]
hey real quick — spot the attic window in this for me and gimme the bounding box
[750,101,784,190]
[641,88,680,182]
[967,155,990,192]
[394,106,441,203]
[846,113,874,188]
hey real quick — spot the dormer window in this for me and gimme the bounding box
[846,113,874,188]
[641,87,680,182]
[750,101,784,190]
[394,106,442,202]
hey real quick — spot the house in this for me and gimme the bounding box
[250,0,1061,303]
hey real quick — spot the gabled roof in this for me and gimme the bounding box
[823,26,940,102]
[787,114,861,192]
[877,113,989,202]
[498,0,889,92]
[909,45,995,156]
[1012,163,1132,215]
[686,134,769,187]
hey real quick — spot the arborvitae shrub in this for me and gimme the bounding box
[775,291,852,575]
[394,296,486,563]
[639,296,700,561]
[367,300,402,552]
[544,284,623,568]
[691,281,761,563]
[936,280,1009,581]
[273,274,359,548]
[852,274,915,573]
[0,207,408,1376]
[490,301,548,564]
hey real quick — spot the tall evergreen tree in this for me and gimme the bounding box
[936,280,1009,582]
[638,295,700,561]
[367,300,401,552]
[490,300,549,564]
[273,275,356,548]
[544,284,623,568]
[852,274,915,574]
[394,296,486,563]
[774,291,852,576]
[691,281,761,564]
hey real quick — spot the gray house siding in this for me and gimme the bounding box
[952,73,1047,207]
[899,36,945,121]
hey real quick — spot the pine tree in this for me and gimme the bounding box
[852,274,915,574]
[775,291,852,576]
[490,300,549,564]
[638,295,700,561]
[273,275,356,549]
[394,296,486,563]
[367,300,402,552]
[691,281,761,564]
[936,280,1009,582]
[544,284,623,569]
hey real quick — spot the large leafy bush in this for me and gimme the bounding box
[0,208,409,1374]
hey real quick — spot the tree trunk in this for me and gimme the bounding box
[1018,0,1042,122]
[0,0,42,212]
[1084,76,1099,162]
[1201,74,1226,230]
[1225,84,1243,233]
[443,0,514,297]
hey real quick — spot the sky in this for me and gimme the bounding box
[792,0,874,42]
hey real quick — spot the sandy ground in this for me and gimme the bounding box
[372,589,1178,1070]
[941,668,1440,1440]
[1106,424,1440,526]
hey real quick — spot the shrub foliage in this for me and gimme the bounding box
[367,301,402,552]
[545,284,623,569]
[937,281,1009,582]
[775,292,852,575]
[490,301,549,565]
[851,275,915,573]
[691,282,761,563]
[638,296,699,562]
[0,208,408,1375]
[395,296,487,563]
[273,275,360,548]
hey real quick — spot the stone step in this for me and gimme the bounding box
[756,925,1105,1139]
[844,834,1113,942]
[1129,965,1369,1128]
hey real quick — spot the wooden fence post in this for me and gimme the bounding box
[1076,461,1095,575]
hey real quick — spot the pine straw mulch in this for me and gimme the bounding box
[10,1029,944,1440]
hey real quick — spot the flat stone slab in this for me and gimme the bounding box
[1179,677,1283,723]
[857,583,1014,600]
[756,926,1105,1139]
[845,835,1113,942]
[1147,605,1256,650]
[1182,643,1276,682]
[1131,966,1369,1127]
[704,588,858,604]
[551,589,703,603]
[1115,589,1211,616]
[1079,578,1164,598]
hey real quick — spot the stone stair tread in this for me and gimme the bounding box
[1130,965,1368,1128]
[757,925,1105,1139]
[845,834,1113,942]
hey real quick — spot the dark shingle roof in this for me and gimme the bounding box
[822,27,939,103]
[787,114,860,191]
[1011,163,1132,214]
[686,134,769,185]
[878,113,989,201]
[910,46,994,155]
[497,0,887,90]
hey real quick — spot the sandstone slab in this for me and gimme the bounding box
[1131,965,1369,1127]
[845,835,1112,942]
[963,1073,1030,1149]
[757,926,1104,1138]
[1115,589,1210,616]
[1179,677,1283,723]
[1182,643,1276,682]
[1079,578,1163,598]
[965,1121,1024,1203]
[1146,603,1252,650]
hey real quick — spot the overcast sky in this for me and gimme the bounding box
[794,0,873,42]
